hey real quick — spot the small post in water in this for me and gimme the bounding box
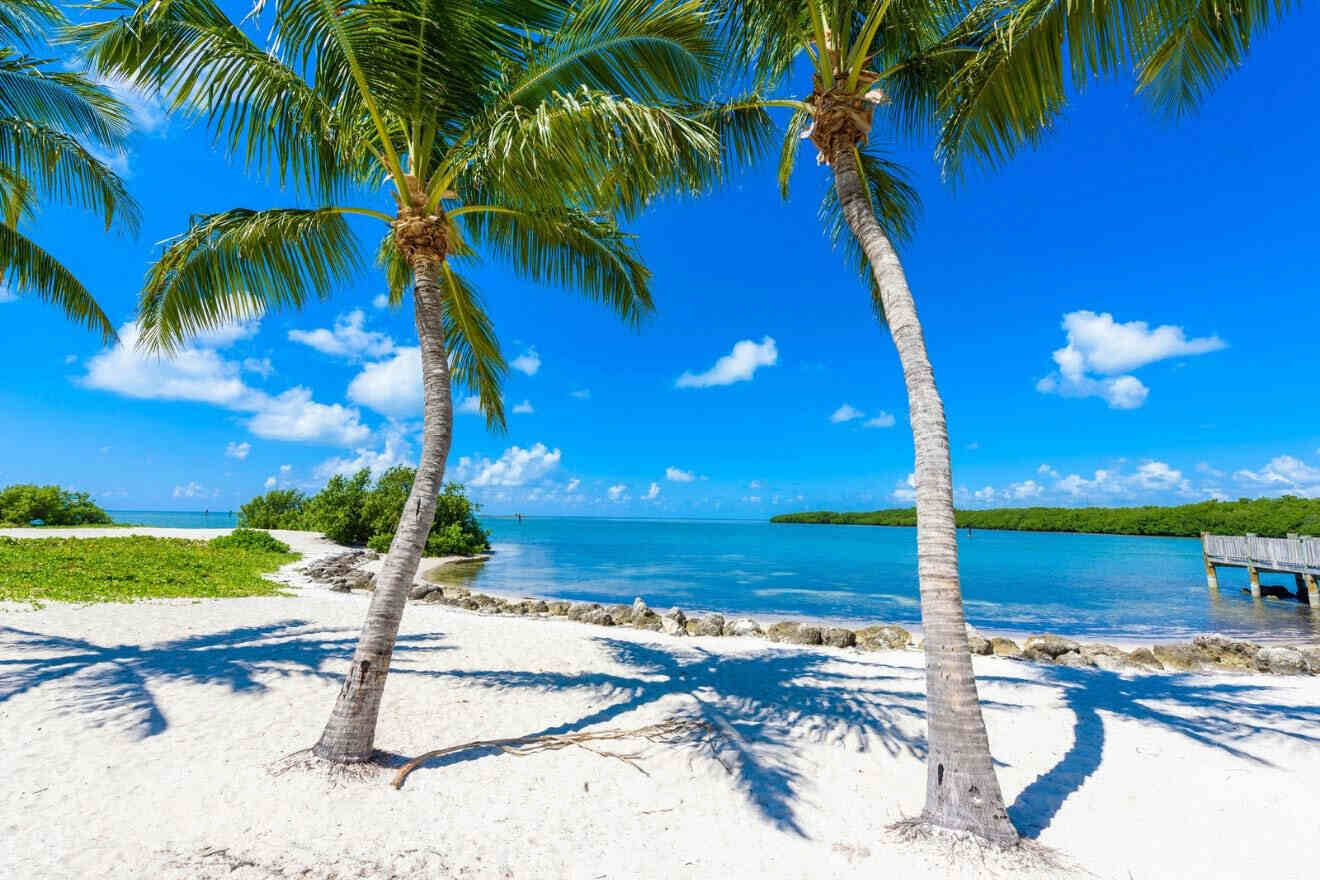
[1200,532,1219,593]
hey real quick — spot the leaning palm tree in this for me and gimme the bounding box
[0,0,136,340]
[716,0,1021,844]
[73,0,765,764]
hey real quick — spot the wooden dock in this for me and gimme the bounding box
[1201,532,1320,605]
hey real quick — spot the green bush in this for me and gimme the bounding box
[237,469,490,555]
[237,488,307,530]
[210,528,291,553]
[0,484,112,526]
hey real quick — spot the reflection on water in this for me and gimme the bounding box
[447,517,1320,642]
[422,558,489,587]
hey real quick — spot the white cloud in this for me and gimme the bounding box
[314,427,413,480]
[372,294,390,309]
[1197,462,1225,479]
[1134,461,1184,490]
[1037,311,1225,409]
[95,74,167,134]
[453,443,562,487]
[511,348,541,376]
[224,441,251,461]
[512,400,534,414]
[1234,455,1320,496]
[830,403,863,423]
[242,357,274,378]
[748,480,762,490]
[1037,464,1059,478]
[742,495,761,504]
[193,320,260,348]
[172,481,216,499]
[457,395,483,415]
[644,482,660,500]
[864,411,896,428]
[570,389,591,399]
[347,347,420,417]
[279,464,291,473]
[289,310,395,360]
[565,478,581,493]
[1008,479,1044,500]
[80,322,369,447]
[264,476,277,489]
[974,486,995,502]
[0,283,17,303]
[676,336,777,388]
[665,466,696,483]
[607,483,627,501]
[892,473,916,503]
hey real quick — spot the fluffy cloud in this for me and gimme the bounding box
[665,466,695,483]
[224,441,251,460]
[676,336,777,388]
[81,322,369,447]
[830,403,863,423]
[1008,479,1044,499]
[453,443,562,487]
[1234,455,1320,496]
[892,473,916,502]
[289,310,395,360]
[565,478,581,493]
[172,481,216,499]
[512,400,534,414]
[644,482,661,500]
[314,427,414,480]
[1037,463,1059,478]
[607,483,627,501]
[1037,311,1225,409]
[457,395,483,415]
[264,476,277,489]
[242,357,274,378]
[95,74,167,134]
[347,347,420,417]
[864,411,896,428]
[372,294,390,309]
[511,348,541,376]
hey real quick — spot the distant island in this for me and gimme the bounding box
[771,496,1320,539]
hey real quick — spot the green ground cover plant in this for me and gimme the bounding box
[0,536,298,603]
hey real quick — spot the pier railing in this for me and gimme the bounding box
[1201,532,1319,604]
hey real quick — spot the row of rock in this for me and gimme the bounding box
[300,550,379,593]
[985,632,1320,676]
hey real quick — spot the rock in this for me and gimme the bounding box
[408,582,438,600]
[567,603,601,621]
[1151,644,1210,672]
[1055,651,1096,668]
[1024,634,1081,658]
[1079,644,1124,672]
[965,624,992,656]
[1090,653,1127,672]
[632,611,663,632]
[688,613,725,637]
[1298,646,1320,672]
[767,622,823,645]
[326,579,351,594]
[631,597,650,617]
[723,618,763,638]
[582,607,616,627]
[1123,648,1164,671]
[548,601,571,616]
[855,624,911,651]
[1192,635,1260,670]
[823,627,856,648]
[660,614,686,636]
[1022,647,1056,663]
[504,601,530,615]
[607,604,634,624]
[529,600,550,614]
[1255,646,1311,675]
[990,637,1022,658]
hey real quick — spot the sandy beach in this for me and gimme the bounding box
[2,532,1319,879]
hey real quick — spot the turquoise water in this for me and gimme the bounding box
[109,510,240,528]
[461,517,1320,641]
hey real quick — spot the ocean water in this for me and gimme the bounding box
[109,510,240,529]
[438,517,1320,642]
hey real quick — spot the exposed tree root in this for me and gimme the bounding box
[392,719,722,789]
[268,747,406,788]
[887,816,1088,878]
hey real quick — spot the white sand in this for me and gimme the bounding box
[2,532,1319,878]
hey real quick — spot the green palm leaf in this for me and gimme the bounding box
[0,117,139,230]
[0,220,116,341]
[439,262,507,431]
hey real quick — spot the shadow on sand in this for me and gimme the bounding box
[0,621,451,739]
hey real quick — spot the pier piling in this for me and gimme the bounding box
[1201,532,1320,607]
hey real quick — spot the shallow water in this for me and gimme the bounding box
[109,509,240,528]
[461,517,1320,641]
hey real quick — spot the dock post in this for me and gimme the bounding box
[1305,573,1319,608]
[1200,532,1219,592]
[1248,566,1262,598]
[1296,573,1307,597]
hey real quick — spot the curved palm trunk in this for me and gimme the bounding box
[313,256,454,763]
[830,146,1018,844]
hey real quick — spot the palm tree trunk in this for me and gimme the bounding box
[312,256,454,763]
[830,146,1018,844]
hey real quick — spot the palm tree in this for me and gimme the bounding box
[715,0,1020,844]
[72,0,766,764]
[0,0,136,340]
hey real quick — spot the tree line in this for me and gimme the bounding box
[772,496,1320,538]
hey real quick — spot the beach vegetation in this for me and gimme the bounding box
[0,535,297,603]
[0,483,112,526]
[0,1,139,340]
[773,496,1320,539]
[236,488,307,531]
[209,528,291,554]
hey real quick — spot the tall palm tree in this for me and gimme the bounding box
[0,0,136,340]
[716,0,1020,844]
[72,0,766,764]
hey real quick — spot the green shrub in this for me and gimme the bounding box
[210,528,290,553]
[237,489,307,530]
[0,484,112,526]
[302,470,372,546]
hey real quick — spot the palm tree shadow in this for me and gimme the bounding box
[1001,667,1320,838]
[421,637,936,835]
[0,622,451,740]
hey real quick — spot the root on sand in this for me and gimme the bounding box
[888,817,1087,878]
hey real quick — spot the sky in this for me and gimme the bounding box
[2,6,1319,517]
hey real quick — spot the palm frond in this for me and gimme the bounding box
[0,51,130,147]
[439,262,506,432]
[139,208,363,352]
[777,105,812,199]
[0,117,139,231]
[0,0,62,45]
[0,220,116,341]
[458,204,653,328]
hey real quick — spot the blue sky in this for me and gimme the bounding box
[3,7,1318,516]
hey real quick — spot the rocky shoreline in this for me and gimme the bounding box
[300,550,1320,677]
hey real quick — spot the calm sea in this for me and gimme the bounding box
[449,517,1320,642]
[109,509,240,528]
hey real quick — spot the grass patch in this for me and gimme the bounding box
[0,536,299,603]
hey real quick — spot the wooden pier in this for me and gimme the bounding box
[1201,532,1320,606]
